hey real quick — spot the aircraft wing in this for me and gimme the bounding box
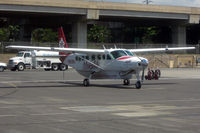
[130,47,195,53]
[6,45,105,54]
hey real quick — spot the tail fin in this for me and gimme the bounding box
[58,27,68,48]
[58,27,70,62]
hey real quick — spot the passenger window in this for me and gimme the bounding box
[86,56,89,60]
[75,56,78,61]
[102,55,105,60]
[107,54,111,60]
[97,55,101,60]
[78,57,81,61]
[92,55,96,60]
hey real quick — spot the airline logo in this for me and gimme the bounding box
[59,38,65,48]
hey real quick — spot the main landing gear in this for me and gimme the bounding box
[83,79,90,86]
[123,79,141,89]
[123,79,130,85]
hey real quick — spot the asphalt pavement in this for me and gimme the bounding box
[0,68,200,133]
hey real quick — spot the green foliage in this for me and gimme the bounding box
[32,28,57,43]
[141,26,160,43]
[0,25,20,42]
[0,28,10,41]
[8,25,20,41]
[88,24,111,43]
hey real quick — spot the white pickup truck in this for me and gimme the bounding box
[8,50,68,71]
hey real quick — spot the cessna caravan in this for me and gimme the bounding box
[7,27,195,89]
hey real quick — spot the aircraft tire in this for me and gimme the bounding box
[83,79,89,86]
[135,81,141,89]
[123,79,130,85]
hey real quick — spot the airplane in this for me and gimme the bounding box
[7,27,195,89]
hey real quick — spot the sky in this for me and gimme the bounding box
[96,0,200,7]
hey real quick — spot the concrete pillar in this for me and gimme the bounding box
[72,18,87,48]
[172,25,186,46]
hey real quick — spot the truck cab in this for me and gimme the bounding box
[8,51,32,71]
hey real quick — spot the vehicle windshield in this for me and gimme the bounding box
[16,52,24,57]
[110,50,127,59]
[125,50,134,56]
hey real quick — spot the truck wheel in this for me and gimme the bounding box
[0,66,4,72]
[17,63,25,71]
[60,64,67,71]
[52,64,59,71]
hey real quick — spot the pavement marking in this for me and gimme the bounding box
[0,115,18,117]
[60,106,120,112]
[113,111,172,117]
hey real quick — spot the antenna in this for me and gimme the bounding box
[103,45,106,50]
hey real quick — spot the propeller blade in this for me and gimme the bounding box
[141,67,145,81]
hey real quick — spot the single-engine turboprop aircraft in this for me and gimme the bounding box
[7,27,195,89]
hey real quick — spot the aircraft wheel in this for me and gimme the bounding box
[123,79,130,85]
[83,79,90,86]
[135,81,141,89]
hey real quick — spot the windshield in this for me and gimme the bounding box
[16,52,24,57]
[110,50,127,59]
[125,50,134,56]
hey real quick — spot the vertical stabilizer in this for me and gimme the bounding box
[58,27,70,62]
[58,27,68,48]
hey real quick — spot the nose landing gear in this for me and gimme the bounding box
[135,81,141,89]
[83,79,90,86]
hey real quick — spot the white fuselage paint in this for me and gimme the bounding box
[63,49,148,80]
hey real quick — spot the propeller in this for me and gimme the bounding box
[135,54,148,82]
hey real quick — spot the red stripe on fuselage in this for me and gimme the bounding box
[117,56,132,60]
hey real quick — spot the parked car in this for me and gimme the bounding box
[0,62,7,72]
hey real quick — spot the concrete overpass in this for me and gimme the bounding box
[0,0,200,47]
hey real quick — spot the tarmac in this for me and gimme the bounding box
[0,68,200,133]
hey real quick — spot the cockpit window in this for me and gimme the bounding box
[125,50,134,56]
[110,50,127,59]
[16,52,24,57]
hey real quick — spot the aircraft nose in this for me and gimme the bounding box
[138,58,149,67]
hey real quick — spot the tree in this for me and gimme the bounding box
[32,28,57,43]
[142,26,160,44]
[8,25,20,41]
[88,24,111,43]
[0,25,20,42]
[0,28,10,41]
